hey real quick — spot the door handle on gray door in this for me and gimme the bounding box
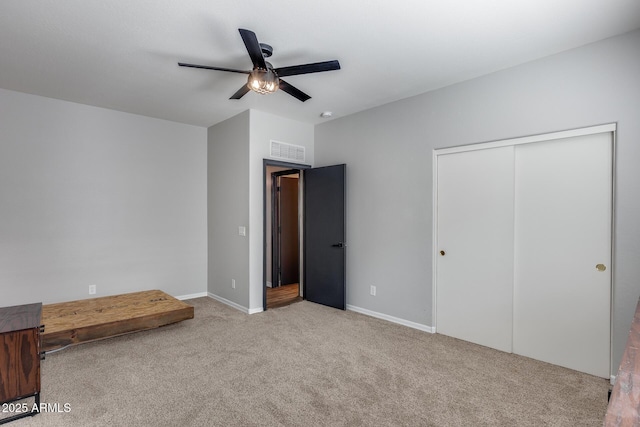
[332,242,345,248]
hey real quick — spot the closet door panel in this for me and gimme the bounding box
[436,146,514,352]
[513,133,612,378]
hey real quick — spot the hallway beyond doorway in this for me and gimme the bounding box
[266,283,302,309]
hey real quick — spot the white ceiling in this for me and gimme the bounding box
[1,1,639,128]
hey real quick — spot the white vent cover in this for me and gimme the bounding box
[270,140,305,163]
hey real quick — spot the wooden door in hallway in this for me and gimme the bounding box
[278,176,299,286]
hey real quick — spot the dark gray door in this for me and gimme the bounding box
[304,164,346,310]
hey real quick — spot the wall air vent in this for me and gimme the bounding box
[270,140,305,163]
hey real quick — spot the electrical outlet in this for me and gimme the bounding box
[232,279,236,289]
[89,284,96,295]
[370,285,376,296]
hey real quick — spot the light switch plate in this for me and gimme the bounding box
[238,226,246,237]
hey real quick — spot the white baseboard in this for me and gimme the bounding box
[346,304,435,333]
[175,292,208,300]
[207,292,261,314]
[610,374,616,385]
[248,307,264,314]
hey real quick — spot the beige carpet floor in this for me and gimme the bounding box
[7,297,609,426]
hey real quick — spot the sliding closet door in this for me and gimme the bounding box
[436,147,515,353]
[513,133,612,378]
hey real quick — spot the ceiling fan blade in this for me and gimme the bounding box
[274,60,341,77]
[230,84,251,100]
[239,29,267,69]
[278,79,311,102]
[178,63,250,74]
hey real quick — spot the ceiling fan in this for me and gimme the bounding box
[178,28,340,102]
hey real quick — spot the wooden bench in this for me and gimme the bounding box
[604,297,640,426]
[41,290,194,352]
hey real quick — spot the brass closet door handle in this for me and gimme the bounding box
[596,264,606,272]
[440,250,446,256]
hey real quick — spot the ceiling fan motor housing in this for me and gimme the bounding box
[259,43,273,58]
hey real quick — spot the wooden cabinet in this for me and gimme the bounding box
[0,303,42,424]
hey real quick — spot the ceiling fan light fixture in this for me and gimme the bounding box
[247,68,279,95]
[179,29,339,102]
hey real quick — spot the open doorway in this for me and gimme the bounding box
[272,170,299,287]
[263,160,347,312]
[263,160,309,310]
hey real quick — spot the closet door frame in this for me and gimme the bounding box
[432,123,616,375]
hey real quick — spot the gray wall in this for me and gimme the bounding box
[0,88,208,305]
[207,111,251,309]
[207,110,313,312]
[248,110,314,311]
[314,29,640,370]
